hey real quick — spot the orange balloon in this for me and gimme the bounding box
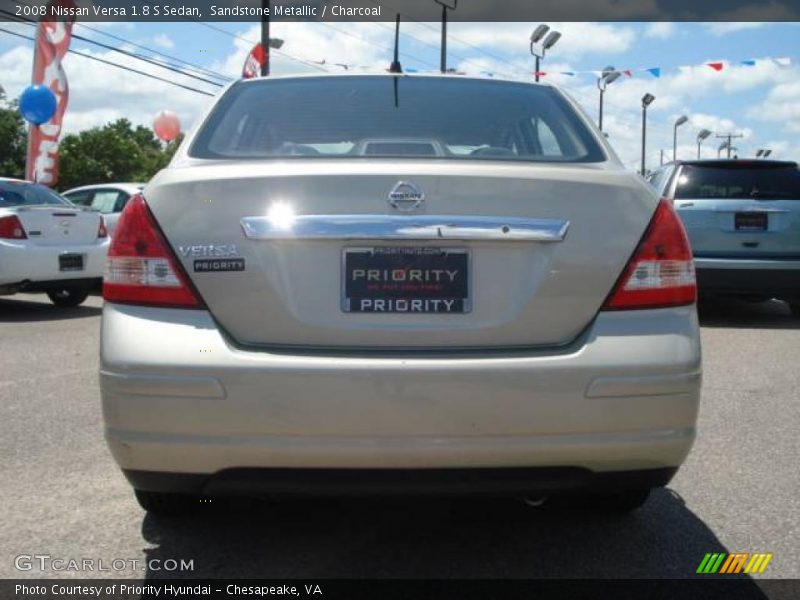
[153,110,181,142]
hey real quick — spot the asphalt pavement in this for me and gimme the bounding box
[1,293,798,584]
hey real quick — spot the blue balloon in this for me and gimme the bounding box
[19,85,57,125]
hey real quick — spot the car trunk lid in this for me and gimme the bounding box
[14,206,101,246]
[146,160,655,349]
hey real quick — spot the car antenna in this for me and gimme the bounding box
[389,14,402,74]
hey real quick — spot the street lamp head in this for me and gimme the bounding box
[763,149,772,157]
[675,115,689,127]
[756,149,765,157]
[268,38,284,49]
[530,24,550,43]
[642,93,655,107]
[543,30,561,50]
[697,129,712,141]
[718,141,729,151]
[604,71,621,85]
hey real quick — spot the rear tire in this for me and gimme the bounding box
[134,489,200,515]
[47,287,89,307]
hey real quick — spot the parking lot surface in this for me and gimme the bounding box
[1,294,798,581]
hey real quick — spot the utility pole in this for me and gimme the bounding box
[716,133,743,159]
[434,0,457,73]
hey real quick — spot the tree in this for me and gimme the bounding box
[0,92,27,179]
[56,118,182,191]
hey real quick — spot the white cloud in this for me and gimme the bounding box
[152,33,175,50]
[747,80,800,133]
[644,22,676,39]
[704,22,768,37]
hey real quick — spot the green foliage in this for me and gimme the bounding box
[0,92,27,179]
[0,94,181,189]
[57,118,183,191]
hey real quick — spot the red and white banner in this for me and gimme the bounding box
[25,0,75,185]
[242,43,267,79]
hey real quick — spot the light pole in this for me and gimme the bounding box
[717,141,729,158]
[597,67,620,132]
[530,25,561,83]
[696,129,712,159]
[673,115,688,161]
[641,93,655,177]
[434,0,457,73]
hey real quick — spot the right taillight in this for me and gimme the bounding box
[103,194,201,308]
[602,198,696,310]
[0,215,28,239]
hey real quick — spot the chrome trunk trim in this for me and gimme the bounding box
[241,215,569,242]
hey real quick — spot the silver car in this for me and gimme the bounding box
[62,183,145,236]
[100,74,701,514]
[649,159,800,315]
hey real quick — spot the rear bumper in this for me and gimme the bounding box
[0,238,108,290]
[124,466,678,497]
[100,303,702,488]
[694,257,800,298]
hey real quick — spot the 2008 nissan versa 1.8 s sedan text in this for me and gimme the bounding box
[100,74,702,515]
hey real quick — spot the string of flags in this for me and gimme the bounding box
[293,55,794,80]
[527,57,793,79]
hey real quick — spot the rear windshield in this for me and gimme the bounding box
[0,181,70,208]
[190,76,605,163]
[675,164,800,199]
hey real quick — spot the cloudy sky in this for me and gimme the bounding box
[0,20,798,170]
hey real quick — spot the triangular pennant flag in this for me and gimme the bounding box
[646,67,661,78]
[707,62,724,71]
[623,70,633,77]
[773,57,791,67]
[740,59,756,66]
[535,71,547,77]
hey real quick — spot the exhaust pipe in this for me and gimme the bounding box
[522,496,548,508]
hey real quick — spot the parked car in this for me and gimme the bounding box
[62,183,145,236]
[649,160,800,315]
[0,178,109,306]
[100,74,701,514]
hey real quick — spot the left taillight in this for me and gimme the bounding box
[0,215,28,239]
[103,194,202,308]
[98,216,108,239]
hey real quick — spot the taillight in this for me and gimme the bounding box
[0,215,28,239]
[602,199,696,310]
[97,216,108,239]
[103,194,201,308]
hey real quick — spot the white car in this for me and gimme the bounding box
[62,183,145,236]
[0,178,109,307]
